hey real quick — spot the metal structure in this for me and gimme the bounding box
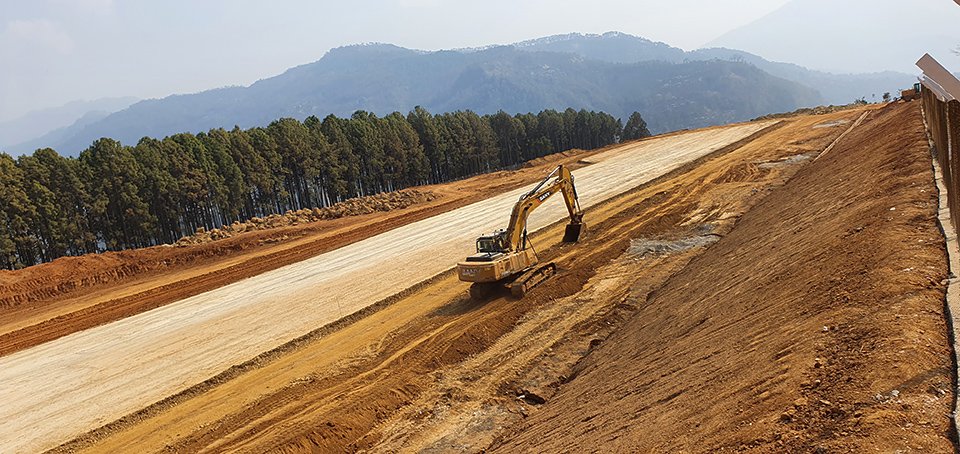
[918,54,960,235]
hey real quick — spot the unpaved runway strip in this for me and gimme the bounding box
[0,121,774,453]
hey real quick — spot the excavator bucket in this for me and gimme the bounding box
[562,222,585,243]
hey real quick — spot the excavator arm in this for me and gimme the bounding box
[504,165,584,251]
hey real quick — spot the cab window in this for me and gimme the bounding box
[477,239,499,253]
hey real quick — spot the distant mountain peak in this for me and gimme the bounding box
[508,31,684,65]
[326,42,421,56]
[455,32,664,55]
[513,31,662,48]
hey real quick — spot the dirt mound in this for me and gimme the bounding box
[753,102,866,121]
[494,103,954,451]
[174,189,436,246]
[522,149,585,168]
[0,189,435,312]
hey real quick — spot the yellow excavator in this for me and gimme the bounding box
[457,165,585,298]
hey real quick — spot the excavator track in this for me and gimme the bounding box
[508,262,557,298]
[469,282,500,300]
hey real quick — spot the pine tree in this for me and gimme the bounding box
[623,112,652,141]
[487,111,526,167]
[303,116,333,206]
[0,153,38,268]
[79,138,154,250]
[347,111,386,195]
[134,138,182,243]
[200,129,247,223]
[320,115,359,200]
[267,118,317,210]
[407,106,445,184]
[247,128,287,214]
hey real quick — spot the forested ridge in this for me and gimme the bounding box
[0,107,648,269]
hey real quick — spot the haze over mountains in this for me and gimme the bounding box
[0,97,137,153]
[5,0,958,157]
[708,0,960,74]
[2,30,920,157]
[514,33,913,105]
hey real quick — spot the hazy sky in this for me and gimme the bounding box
[0,0,795,122]
[709,0,960,76]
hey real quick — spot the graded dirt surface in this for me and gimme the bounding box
[0,120,779,453]
[46,105,941,454]
[494,102,955,452]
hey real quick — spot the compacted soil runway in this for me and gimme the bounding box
[0,121,774,453]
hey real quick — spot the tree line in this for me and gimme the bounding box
[0,107,650,269]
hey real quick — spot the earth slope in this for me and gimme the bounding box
[494,102,953,452]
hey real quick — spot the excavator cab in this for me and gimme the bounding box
[476,230,509,253]
[465,230,510,263]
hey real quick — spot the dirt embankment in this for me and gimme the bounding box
[494,103,954,451]
[61,109,897,453]
[754,102,866,121]
[173,189,437,246]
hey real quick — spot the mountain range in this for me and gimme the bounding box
[0,97,137,153]
[4,32,918,157]
[513,33,914,106]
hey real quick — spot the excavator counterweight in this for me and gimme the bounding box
[456,165,585,298]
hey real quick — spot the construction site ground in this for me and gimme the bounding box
[1,102,954,453]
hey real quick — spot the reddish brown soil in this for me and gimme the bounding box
[172,189,438,246]
[493,103,954,451]
[60,107,937,454]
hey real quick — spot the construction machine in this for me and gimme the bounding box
[456,165,585,298]
[901,82,923,101]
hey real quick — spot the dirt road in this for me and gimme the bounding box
[54,108,887,453]
[0,121,775,453]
